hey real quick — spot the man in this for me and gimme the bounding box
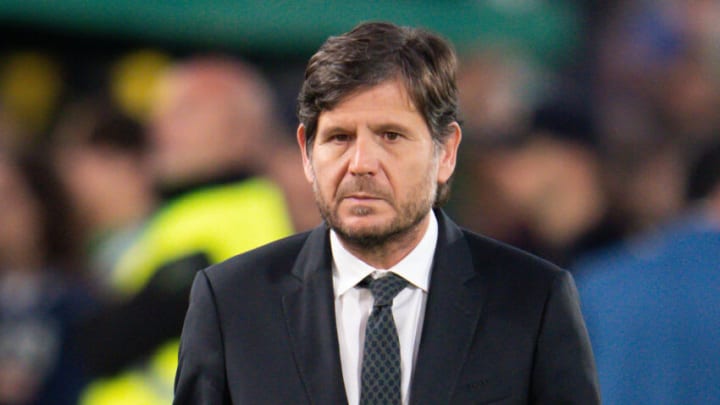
[79,57,295,405]
[574,141,720,404]
[175,22,599,404]
[52,105,157,291]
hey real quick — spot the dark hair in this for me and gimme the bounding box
[88,111,147,154]
[297,21,460,205]
[51,98,147,156]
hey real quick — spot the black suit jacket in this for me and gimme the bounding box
[174,210,599,404]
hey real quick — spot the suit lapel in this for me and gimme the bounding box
[282,225,348,405]
[410,210,487,404]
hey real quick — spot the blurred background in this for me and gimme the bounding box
[0,0,718,404]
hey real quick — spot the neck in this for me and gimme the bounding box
[339,213,430,269]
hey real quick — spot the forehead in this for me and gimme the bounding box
[317,79,425,130]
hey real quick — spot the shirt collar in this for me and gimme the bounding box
[331,210,438,298]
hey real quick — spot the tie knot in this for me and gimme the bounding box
[360,273,408,307]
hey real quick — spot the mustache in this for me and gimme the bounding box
[336,177,391,200]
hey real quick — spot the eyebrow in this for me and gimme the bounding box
[367,122,413,135]
[317,121,419,138]
[318,125,352,136]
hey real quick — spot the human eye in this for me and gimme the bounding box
[319,130,351,144]
[382,131,402,142]
[330,133,351,143]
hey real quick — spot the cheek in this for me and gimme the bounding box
[311,153,347,190]
[311,147,348,177]
[396,154,437,186]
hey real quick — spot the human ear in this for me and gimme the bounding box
[296,124,314,183]
[436,122,462,184]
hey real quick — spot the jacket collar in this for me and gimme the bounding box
[409,208,487,404]
[283,223,348,404]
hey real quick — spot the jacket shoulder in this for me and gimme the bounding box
[461,228,566,286]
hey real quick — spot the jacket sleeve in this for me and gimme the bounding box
[174,270,230,404]
[530,270,601,404]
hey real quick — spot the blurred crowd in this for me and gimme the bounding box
[0,1,719,404]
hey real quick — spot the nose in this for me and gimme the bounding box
[348,132,379,176]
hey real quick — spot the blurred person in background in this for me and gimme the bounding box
[573,140,720,404]
[0,151,94,405]
[264,135,324,232]
[453,53,623,266]
[592,0,720,235]
[78,56,297,405]
[52,102,157,294]
[487,99,623,267]
[451,50,535,246]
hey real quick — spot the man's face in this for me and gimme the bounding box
[297,79,460,247]
[149,72,247,185]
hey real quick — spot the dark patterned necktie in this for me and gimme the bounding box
[358,273,408,405]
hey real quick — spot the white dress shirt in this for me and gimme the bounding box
[331,211,438,405]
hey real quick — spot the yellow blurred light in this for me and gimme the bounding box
[0,51,63,137]
[111,49,172,122]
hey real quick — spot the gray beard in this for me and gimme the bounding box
[328,204,429,250]
[313,178,435,251]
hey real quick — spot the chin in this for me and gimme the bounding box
[333,223,396,249]
[338,210,391,230]
[334,210,402,238]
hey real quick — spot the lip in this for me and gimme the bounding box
[343,194,382,201]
